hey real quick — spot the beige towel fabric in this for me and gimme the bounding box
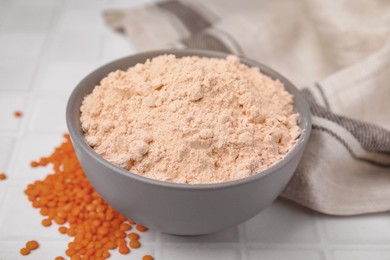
[103,0,390,215]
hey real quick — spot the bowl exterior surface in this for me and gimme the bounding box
[67,49,312,235]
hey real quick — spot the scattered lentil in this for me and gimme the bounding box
[129,239,141,249]
[118,245,130,254]
[136,225,148,232]
[13,110,23,118]
[143,255,154,260]
[41,218,52,227]
[0,173,6,181]
[26,240,39,250]
[23,134,152,259]
[58,226,68,234]
[120,223,132,231]
[20,248,30,256]
[116,238,126,247]
[127,232,140,240]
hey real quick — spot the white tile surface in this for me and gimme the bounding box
[322,213,390,243]
[28,94,68,133]
[0,240,154,260]
[11,0,60,7]
[0,93,27,132]
[161,226,239,243]
[109,244,155,260]
[245,199,320,244]
[101,32,135,62]
[161,245,240,260]
[0,184,70,241]
[135,227,157,243]
[0,241,68,260]
[8,134,64,181]
[0,0,12,28]
[0,0,390,259]
[0,32,46,57]
[56,9,106,34]
[1,1,56,33]
[248,249,324,260]
[44,31,103,60]
[0,136,15,172]
[0,59,36,91]
[103,0,158,9]
[62,0,105,11]
[34,60,100,94]
[333,250,390,260]
[0,180,6,206]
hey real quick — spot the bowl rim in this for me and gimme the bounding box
[66,48,312,191]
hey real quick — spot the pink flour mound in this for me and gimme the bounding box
[80,55,300,184]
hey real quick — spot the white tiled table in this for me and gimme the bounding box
[1,1,389,259]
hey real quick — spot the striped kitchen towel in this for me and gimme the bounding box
[103,0,390,215]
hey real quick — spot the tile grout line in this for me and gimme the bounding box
[0,0,66,235]
[0,0,13,32]
[0,0,93,249]
[238,224,249,260]
[0,185,11,241]
[155,231,163,259]
[314,215,334,260]
[0,0,121,248]
[0,0,37,175]
[5,0,65,181]
[0,130,66,136]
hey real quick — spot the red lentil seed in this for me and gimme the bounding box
[20,248,30,256]
[26,240,39,250]
[58,226,68,234]
[136,225,148,232]
[41,218,52,227]
[0,173,6,181]
[13,110,23,118]
[129,239,141,249]
[21,134,153,259]
[127,232,140,240]
[120,223,132,231]
[118,245,130,255]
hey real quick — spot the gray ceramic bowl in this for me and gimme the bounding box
[66,49,312,235]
